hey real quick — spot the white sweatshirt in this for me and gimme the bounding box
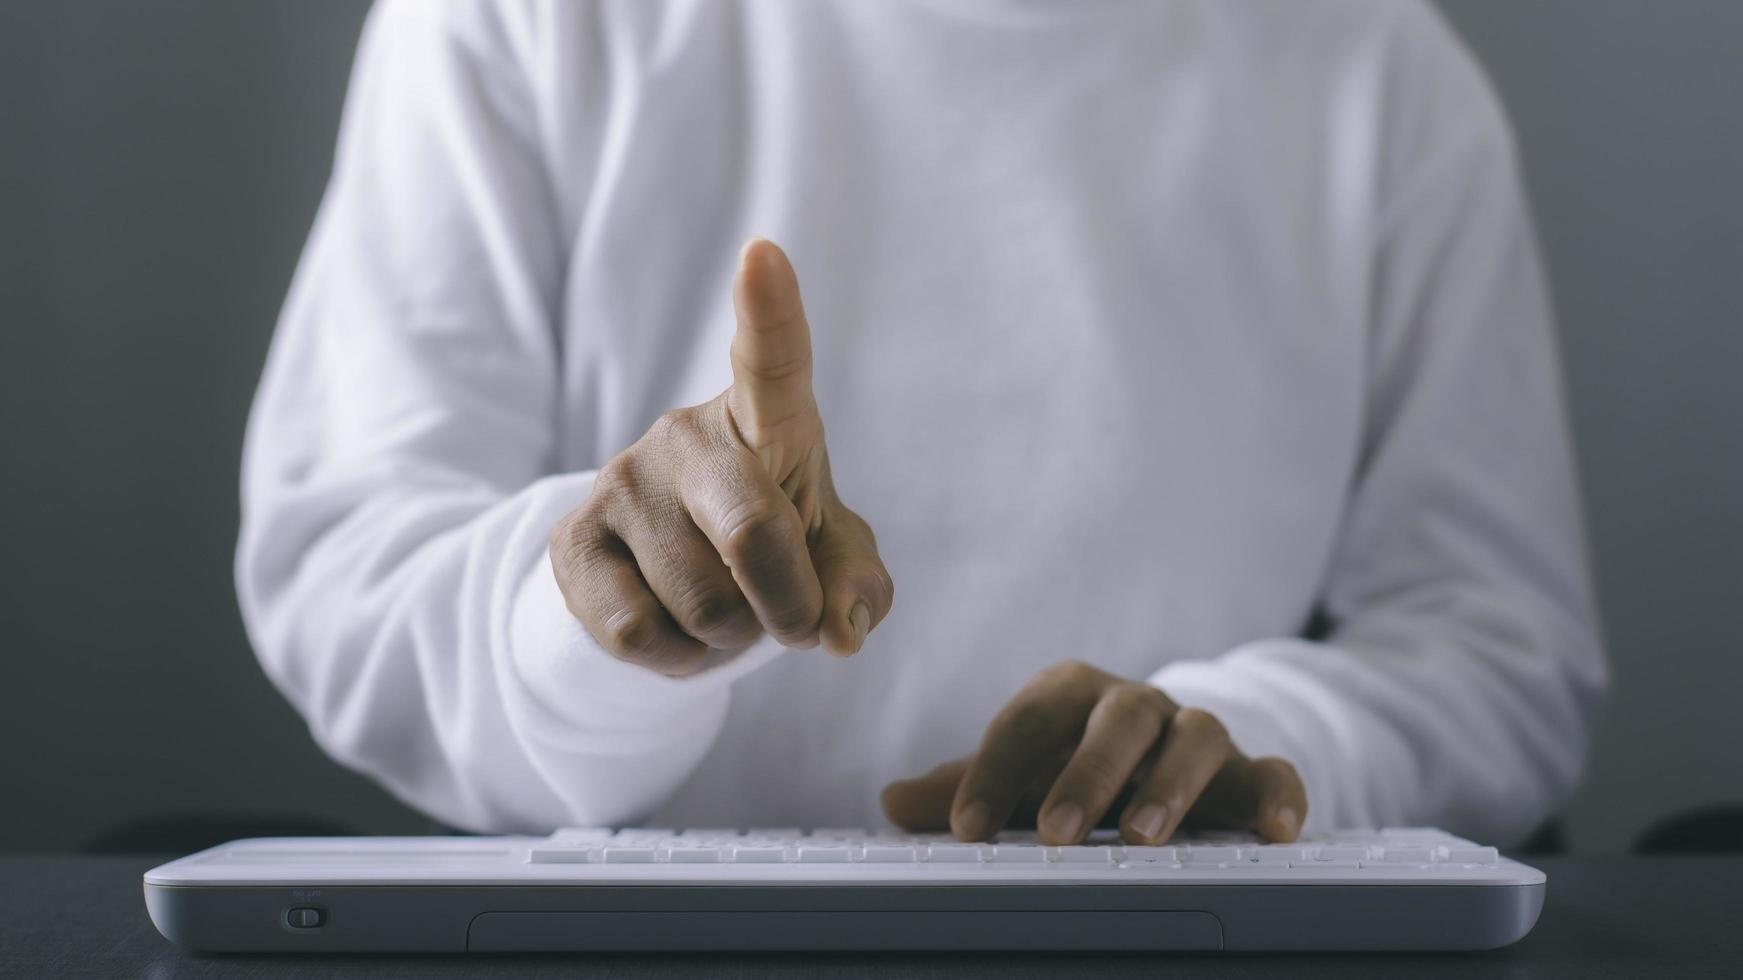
[239,0,1606,844]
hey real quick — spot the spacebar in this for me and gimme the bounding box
[467,909,1223,951]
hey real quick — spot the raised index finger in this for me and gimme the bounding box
[728,238,819,455]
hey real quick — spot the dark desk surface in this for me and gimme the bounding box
[1,854,1738,978]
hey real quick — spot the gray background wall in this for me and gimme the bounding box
[1,1,1736,853]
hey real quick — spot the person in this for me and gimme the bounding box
[238,0,1607,846]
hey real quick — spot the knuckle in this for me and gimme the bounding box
[718,496,798,568]
[1254,756,1303,788]
[547,510,584,560]
[1173,707,1230,748]
[674,583,753,638]
[737,334,812,382]
[856,551,895,608]
[832,503,877,545]
[999,700,1061,746]
[548,511,606,578]
[747,353,811,386]
[591,455,640,509]
[1040,659,1105,693]
[761,598,821,638]
[1102,684,1167,729]
[600,608,661,660]
[1069,752,1129,793]
[647,406,703,447]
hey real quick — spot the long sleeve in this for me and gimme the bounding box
[242,0,1608,840]
[237,0,774,834]
[1151,10,1607,845]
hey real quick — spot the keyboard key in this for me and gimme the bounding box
[664,847,722,863]
[1445,846,1499,866]
[869,830,919,842]
[991,846,1048,863]
[1055,846,1114,864]
[730,846,788,863]
[797,847,852,863]
[1185,830,1248,844]
[926,845,983,863]
[1314,846,1371,862]
[860,846,918,863]
[1122,846,1179,863]
[527,847,594,864]
[1248,847,1299,865]
[1185,846,1243,864]
[1379,847,1435,864]
[601,847,657,864]
[807,828,866,840]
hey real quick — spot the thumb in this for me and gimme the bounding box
[811,493,894,657]
[729,238,820,459]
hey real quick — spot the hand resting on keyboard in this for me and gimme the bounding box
[882,660,1306,848]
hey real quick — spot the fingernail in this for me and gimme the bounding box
[1131,803,1168,842]
[1274,806,1299,837]
[955,801,990,841]
[1042,802,1084,844]
[849,601,871,651]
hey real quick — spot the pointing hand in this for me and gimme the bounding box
[549,239,893,673]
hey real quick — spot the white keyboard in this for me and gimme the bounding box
[144,827,1546,952]
[510,826,1524,888]
[528,826,1506,879]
